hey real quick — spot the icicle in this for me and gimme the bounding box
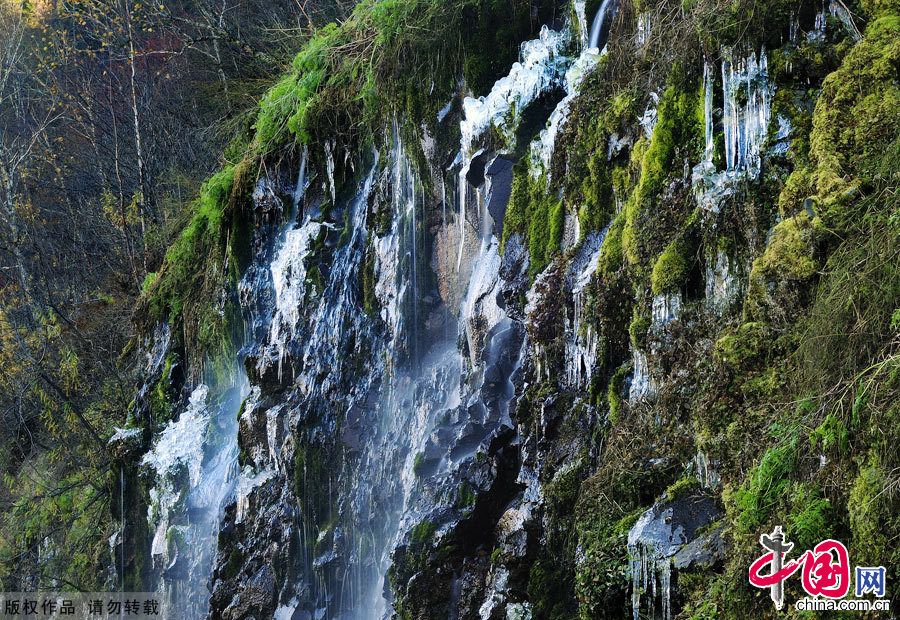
[459,25,568,159]
[651,293,681,328]
[574,0,589,49]
[324,140,336,205]
[702,62,714,163]
[636,12,652,47]
[629,349,655,403]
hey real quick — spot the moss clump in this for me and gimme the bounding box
[502,162,565,274]
[666,475,701,500]
[412,451,425,478]
[607,363,630,425]
[745,213,823,322]
[410,519,437,545]
[779,16,900,226]
[713,322,770,368]
[596,211,625,276]
[251,0,556,156]
[621,83,701,269]
[651,237,691,295]
[628,306,650,350]
[545,460,585,514]
[848,455,899,570]
[528,558,573,619]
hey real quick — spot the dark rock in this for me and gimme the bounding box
[485,156,515,236]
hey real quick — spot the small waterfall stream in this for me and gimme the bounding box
[142,377,245,618]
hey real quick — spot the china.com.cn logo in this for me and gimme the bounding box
[748,526,890,612]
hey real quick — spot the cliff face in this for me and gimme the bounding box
[121,0,899,617]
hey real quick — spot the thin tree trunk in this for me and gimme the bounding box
[124,0,151,270]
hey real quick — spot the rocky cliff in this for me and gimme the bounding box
[118,0,900,617]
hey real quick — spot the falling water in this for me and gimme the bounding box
[588,0,618,50]
[143,377,245,619]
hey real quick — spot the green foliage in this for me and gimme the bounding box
[410,519,437,544]
[786,483,831,550]
[733,435,798,532]
[622,82,701,269]
[779,16,900,226]
[809,413,849,455]
[502,163,565,274]
[651,237,690,295]
[607,363,630,425]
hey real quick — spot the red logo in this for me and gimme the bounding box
[749,527,850,609]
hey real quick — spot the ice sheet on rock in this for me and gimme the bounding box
[531,48,603,177]
[629,348,655,404]
[142,385,211,486]
[235,466,275,524]
[639,92,659,139]
[565,232,605,387]
[704,250,740,313]
[109,426,142,443]
[267,219,322,374]
[462,238,505,366]
[651,293,681,329]
[459,26,569,159]
[829,0,861,40]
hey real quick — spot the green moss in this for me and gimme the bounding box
[666,475,701,500]
[250,0,556,155]
[490,546,502,565]
[628,306,650,350]
[455,483,476,509]
[141,272,158,295]
[410,519,437,545]
[412,451,425,478]
[745,213,823,321]
[361,243,378,316]
[713,322,770,368]
[848,455,898,568]
[651,237,691,295]
[528,558,573,619]
[502,162,565,274]
[622,83,702,269]
[607,363,630,425]
[779,16,900,226]
[596,211,625,276]
[732,435,798,532]
[545,460,585,514]
[142,165,242,360]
